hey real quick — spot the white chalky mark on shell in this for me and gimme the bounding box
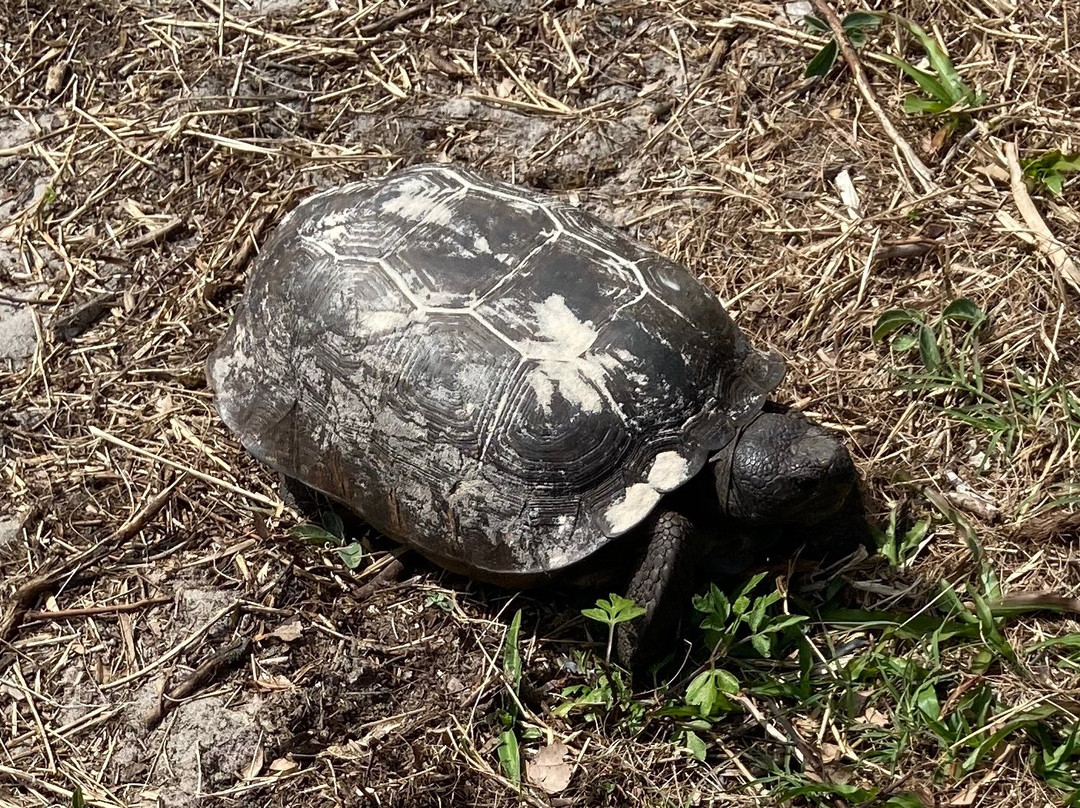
[474,235,490,254]
[380,186,455,225]
[604,484,662,535]
[647,451,690,491]
[659,273,681,291]
[527,361,604,414]
[321,208,360,239]
[359,311,412,333]
[527,294,597,357]
[526,366,555,413]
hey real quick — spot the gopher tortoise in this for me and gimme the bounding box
[208,164,858,669]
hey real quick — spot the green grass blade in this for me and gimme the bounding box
[502,609,523,694]
[895,18,970,102]
[903,95,953,115]
[881,54,952,104]
[497,729,521,782]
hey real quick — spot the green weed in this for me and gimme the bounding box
[874,506,932,568]
[879,16,983,123]
[551,651,648,734]
[581,593,646,665]
[497,609,524,783]
[289,510,366,569]
[550,595,649,727]
[802,10,983,144]
[694,572,809,659]
[1022,150,1080,196]
[873,299,1080,474]
[803,12,881,78]
[551,565,1080,799]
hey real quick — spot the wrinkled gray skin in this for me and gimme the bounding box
[208,164,859,672]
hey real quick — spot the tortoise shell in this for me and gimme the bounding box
[208,164,785,582]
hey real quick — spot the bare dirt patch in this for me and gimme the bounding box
[1,0,1078,806]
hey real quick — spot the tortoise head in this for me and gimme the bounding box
[713,410,855,526]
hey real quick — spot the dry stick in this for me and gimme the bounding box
[144,637,252,730]
[100,600,241,691]
[808,0,938,195]
[1004,141,1080,295]
[0,479,181,646]
[24,596,174,622]
[7,706,125,764]
[88,425,278,509]
[121,216,186,250]
[359,0,437,36]
[352,555,407,602]
[640,30,734,152]
[0,762,122,808]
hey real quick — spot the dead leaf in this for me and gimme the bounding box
[323,739,366,761]
[495,77,515,98]
[254,673,296,691]
[265,617,303,643]
[863,706,890,728]
[526,742,573,795]
[833,169,860,219]
[819,741,843,764]
[269,755,300,775]
[45,62,67,95]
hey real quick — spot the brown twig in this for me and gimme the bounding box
[121,216,187,250]
[873,238,942,261]
[0,478,180,647]
[353,555,407,601]
[1004,141,1080,295]
[24,596,173,622]
[144,637,252,730]
[359,0,436,37]
[808,0,938,194]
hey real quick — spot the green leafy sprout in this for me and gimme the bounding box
[879,15,984,121]
[550,561,1080,799]
[873,298,1080,476]
[872,297,986,374]
[289,509,366,570]
[1022,150,1080,196]
[803,12,881,78]
[694,572,809,659]
[803,11,984,139]
[581,593,647,665]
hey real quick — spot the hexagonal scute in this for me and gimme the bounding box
[381,313,521,450]
[474,235,644,359]
[286,254,417,345]
[544,201,654,265]
[636,253,734,336]
[289,167,465,259]
[484,359,632,489]
[382,190,556,308]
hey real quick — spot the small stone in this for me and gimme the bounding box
[0,515,25,548]
[0,285,43,371]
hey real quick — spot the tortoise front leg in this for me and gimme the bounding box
[617,508,706,672]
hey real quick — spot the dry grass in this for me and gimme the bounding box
[1,0,1079,805]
